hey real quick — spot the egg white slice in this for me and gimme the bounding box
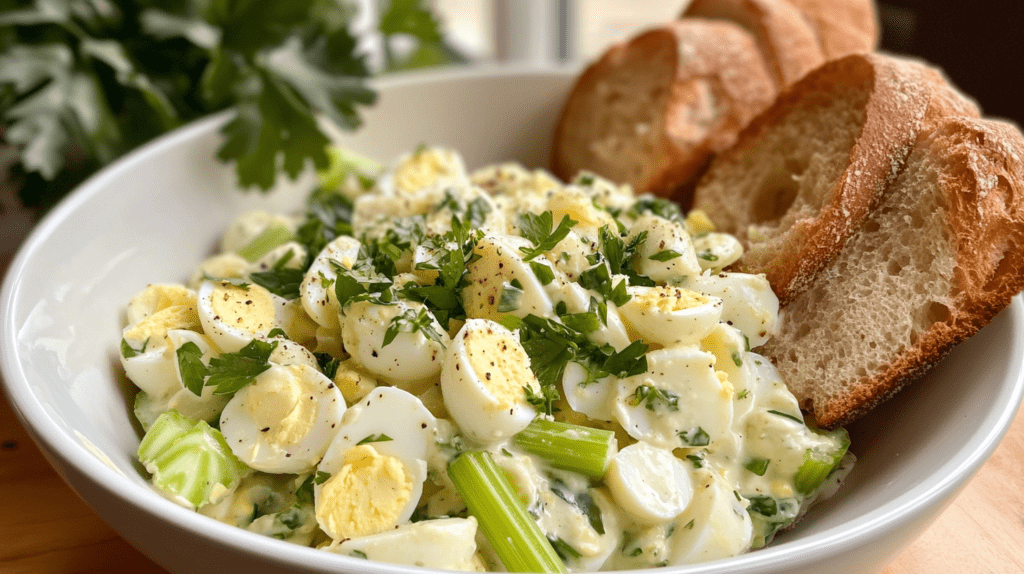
[341,299,450,391]
[618,285,723,347]
[462,235,554,321]
[679,272,779,348]
[612,346,735,451]
[299,235,362,330]
[440,318,540,445]
[315,387,436,540]
[605,442,694,525]
[692,232,743,271]
[219,363,346,474]
[628,213,702,283]
[329,517,481,571]
[667,468,753,565]
[561,360,616,422]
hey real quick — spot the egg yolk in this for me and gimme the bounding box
[463,326,538,411]
[317,445,413,539]
[123,305,201,344]
[245,365,318,446]
[395,150,455,193]
[210,282,275,335]
[634,286,709,313]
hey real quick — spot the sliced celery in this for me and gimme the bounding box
[138,410,249,508]
[794,427,851,495]
[448,451,566,573]
[236,224,293,262]
[513,419,616,478]
[317,146,383,191]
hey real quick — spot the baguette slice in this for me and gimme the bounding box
[783,0,879,59]
[691,53,979,305]
[762,116,1024,429]
[682,0,825,87]
[550,20,776,198]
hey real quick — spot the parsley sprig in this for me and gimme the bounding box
[500,314,648,416]
[176,338,278,396]
[0,0,462,210]
[516,211,578,261]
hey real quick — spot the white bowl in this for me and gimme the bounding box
[2,65,1022,574]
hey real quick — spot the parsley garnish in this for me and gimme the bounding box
[528,260,555,286]
[177,338,277,396]
[747,495,779,517]
[628,383,679,412]
[679,427,711,447]
[357,434,393,445]
[516,211,577,261]
[249,249,304,299]
[769,410,806,425]
[732,351,743,367]
[649,249,682,262]
[697,250,719,262]
[382,306,445,347]
[745,457,771,476]
[1,1,462,211]
[121,337,148,359]
[497,280,524,313]
[627,197,685,224]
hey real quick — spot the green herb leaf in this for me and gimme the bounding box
[121,337,149,359]
[206,339,278,395]
[628,384,679,412]
[176,341,209,396]
[679,427,711,447]
[649,250,682,262]
[382,306,445,347]
[745,457,771,476]
[357,434,393,445]
[517,211,577,261]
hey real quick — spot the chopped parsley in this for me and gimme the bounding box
[745,457,771,476]
[516,211,578,261]
[382,306,445,347]
[628,384,679,412]
[679,427,711,447]
[178,338,279,396]
[357,434,393,445]
[649,249,683,262]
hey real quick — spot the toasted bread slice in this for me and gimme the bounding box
[690,53,979,305]
[783,0,879,59]
[761,116,1024,428]
[550,20,775,197]
[682,0,825,87]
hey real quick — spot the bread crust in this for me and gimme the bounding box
[692,53,978,305]
[682,0,825,87]
[550,20,775,198]
[789,117,1024,428]
[782,0,879,59]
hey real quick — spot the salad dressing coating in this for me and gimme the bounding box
[119,146,854,572]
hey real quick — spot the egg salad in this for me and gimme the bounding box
[119,145,854,572]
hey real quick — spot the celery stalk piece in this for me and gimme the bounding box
[513,419,617,478]
[236,224,294,262]
[318,146,384,190]
[138,410,249,508]
[448,451,567,573]
[794,427,851,495]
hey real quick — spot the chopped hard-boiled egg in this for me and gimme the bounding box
[315,387,436,540]
[219,363,346,474]
[330,517,483,571]
[613,346,734,451]
[618,285,723,346]
[440,319,540,445]
[628,213,702,283]
[462,235,554,321]
[605,442,694,525]
[667,469,753,565]
[678,272,779,348]
[300,235,362,330]
[341,300,449,391]
[196,280,280,353]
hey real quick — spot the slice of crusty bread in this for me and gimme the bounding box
[783,0,879,59]
[761,116,1024,429]
[690,52,979,305]
[682,0,825,87]
[550,20,776,197]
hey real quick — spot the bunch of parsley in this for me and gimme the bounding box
[0,0,463,211]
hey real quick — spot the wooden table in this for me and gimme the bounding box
[1,384,1022,573]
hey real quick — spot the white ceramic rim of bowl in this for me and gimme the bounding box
[2,63,1024,574]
